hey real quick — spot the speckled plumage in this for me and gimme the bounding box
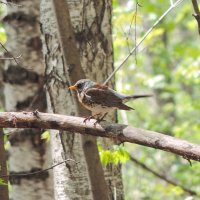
[69,79,152,121]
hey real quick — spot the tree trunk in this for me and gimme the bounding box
[0,63,4,108]
[40,0,124,199]
[2,0,53,199]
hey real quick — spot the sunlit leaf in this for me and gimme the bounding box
[41,131,50,142]
[0,178,7,186]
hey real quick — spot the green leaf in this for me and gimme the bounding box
[0,178,7,185]
[41,131,50,142]
[98,144,130,166]
[100,150,112,166]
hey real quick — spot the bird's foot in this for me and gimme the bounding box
[83,115,95,123]
[93,113,108,126]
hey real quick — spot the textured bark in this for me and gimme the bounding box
[0,64,4,108]
[1,111,200,163]
[40,0,123,199]
[2,0,53,199]
[41,0,92,199]
[51,0,109,199]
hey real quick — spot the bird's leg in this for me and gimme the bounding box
[99,112,108,121]
[94,113,108,126]
[83,114,99,123]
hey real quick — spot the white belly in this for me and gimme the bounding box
[78,92,114,116]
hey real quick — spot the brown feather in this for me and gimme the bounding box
[84,87,134,110]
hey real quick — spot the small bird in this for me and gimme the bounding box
[69,79,152,124]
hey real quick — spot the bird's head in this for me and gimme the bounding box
[68,79,94,93]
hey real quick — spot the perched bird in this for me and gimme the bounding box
[69,79,152,124]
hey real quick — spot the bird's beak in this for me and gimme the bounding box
[68,85,77,90]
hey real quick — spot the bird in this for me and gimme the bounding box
[68,79,152,124]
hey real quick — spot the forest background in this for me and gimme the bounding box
[0,0,200,200]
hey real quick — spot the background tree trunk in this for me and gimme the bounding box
[2,0,53,199]
[40,0,124,199]
[0,63,4,108]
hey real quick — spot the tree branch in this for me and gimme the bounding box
[130,156,197,196]
[0,42,20,65]
[191,0,200,34]
[0,1,22,6]
[0,159,76,178]
[1,111,200,162]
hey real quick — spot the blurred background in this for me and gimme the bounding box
[112,0,200,199]
[1,0,200,199]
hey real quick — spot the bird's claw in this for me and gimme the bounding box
[83,113,108,126]
[93,113,108,126]
[83,116,94,123]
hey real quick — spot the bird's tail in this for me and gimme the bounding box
[123,94,152,102]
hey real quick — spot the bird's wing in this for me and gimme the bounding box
[85,86,133,110]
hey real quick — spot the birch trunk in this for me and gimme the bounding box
[3,0,53,199]
[40,0,124,199]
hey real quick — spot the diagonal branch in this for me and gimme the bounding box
[191,0,200,34]
[1,111,200,162]
[130,156,197,196]
[103,0,184,85]
[0,0,22,6]
[0,42,21,65]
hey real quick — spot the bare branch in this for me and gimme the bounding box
[0,54,22,60]
[191,0,200,34]
[0,159,76,178]
[0,111,200,162]
[0,42,21,65]
[0,0,22,6]
[130,156,197,196]
[103,0,184,85]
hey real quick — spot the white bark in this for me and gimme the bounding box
[3,0,53,199]
[40,0,124,199]
[41,0,92,199]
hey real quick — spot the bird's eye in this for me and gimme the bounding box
[76,83,82,89]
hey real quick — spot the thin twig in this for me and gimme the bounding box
[130,156,197,196]
[134,2,137,64]
[103,0,184,85]
[191,0,200,34]
[0,42,20,65]
[0,159,77,178]
[126,8,136,53]
[0,0,22,6]
[0,55,22,60]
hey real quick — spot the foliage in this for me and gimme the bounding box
[0,178,7,185]
[98,144,130,166]
[0,0,199,199]
[113,0,200,199]
[41,130,50,142]
[0,4,6,45]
